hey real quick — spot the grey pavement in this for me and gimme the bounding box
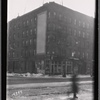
[7,81,93,89]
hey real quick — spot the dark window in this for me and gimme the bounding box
[79,21,81,26]
[30,29,33,35]
[74,19,76,25]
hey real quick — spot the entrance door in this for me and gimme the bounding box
[52,64,54,75]
[66,61,72,74]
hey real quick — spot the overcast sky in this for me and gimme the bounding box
[8,0,95,22]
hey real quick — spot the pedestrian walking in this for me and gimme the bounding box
[67,74,79,99]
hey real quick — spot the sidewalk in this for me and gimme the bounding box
[7,81,93,89]
[7,91,93,100]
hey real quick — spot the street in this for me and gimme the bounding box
[7,76,92,85]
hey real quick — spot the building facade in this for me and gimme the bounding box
[7,2,94,75]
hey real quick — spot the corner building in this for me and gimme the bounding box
[7,2,94,75]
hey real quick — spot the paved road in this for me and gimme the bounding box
[7,76,93,85]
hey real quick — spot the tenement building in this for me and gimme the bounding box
[7,2,94,75]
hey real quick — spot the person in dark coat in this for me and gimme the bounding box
[67,74,79,99]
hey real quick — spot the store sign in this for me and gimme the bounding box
[36,11,47,54]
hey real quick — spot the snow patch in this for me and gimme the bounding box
[7,72,44,77]
[7,72,91,78]
[7,73,21,77]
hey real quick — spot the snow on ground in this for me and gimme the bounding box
[7,72,91,78]
[7,83,93,100]
[7,92,93,100]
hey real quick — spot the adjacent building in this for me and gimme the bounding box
[7,2,94,75]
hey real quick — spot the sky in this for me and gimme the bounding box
[8,0,95,22]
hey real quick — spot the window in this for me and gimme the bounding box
[79,21,81,26]
[24,22,26,25]
[54,12,56,16]
[22,32,25,37]
[87,53,88,59]
[14,34,16,39]
[14,25,16,28]
[48,23,52,30]
[30,29,33,35]
[47,51,49,54]
[69,18,71,23]
[30,29,32,32]
[87,33,89,38]
[48,23,51,28]
[53,24,55,30]
[17,33,19,38]
[76,41,78,45]
[30,49,33,55]
[34,39,36,42]
[26,50,28,57]
[72,52,75,57]
[27,30,28,35]
[83,22,85,28]
[13,43,16,47]
[26,40,28,45]
[74,19,76,25]
[21,50,25,57]
[52,51,55,54]
[83,32,85,38]
[23,41,25,46]
[27,20,29,24]
[83,53,84,58]
[78,52,80,56]
[34,28,36,32]
[58,25,61,30]
[28,50,30,56]
[35,17,36,21]
[64,27,66,31]
[57,41,60,44]
[74,30,76,35]
[64,16,67,21]
[59,14,62,20]
[87,23,89,28]
[48,35,50,39]
[31,19,33,22]
[78,31,81,36]
[34,50,35,54]
[17,24,20,29]
[68,28,71,34]
[30,39,32,45]
[12,52,15,57]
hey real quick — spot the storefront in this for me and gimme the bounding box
[45,59,73,75]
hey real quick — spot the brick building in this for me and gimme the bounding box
[7,2,94,75]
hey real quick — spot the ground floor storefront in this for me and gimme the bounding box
[8,58,93,75]
[8,60,36,73]
[45,59,87,75]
